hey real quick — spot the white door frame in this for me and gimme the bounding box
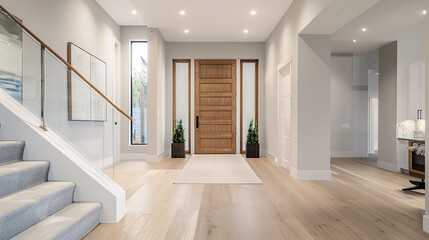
[113,39,121,165]
[277,57,292,171]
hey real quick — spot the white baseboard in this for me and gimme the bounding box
[262,149,278,165]
[120,153,146,160]
[280,159,290,171]
[290,167,332,181]
[330,151,354,158]
[146,151,167,162]
[377,160,399,172]
[165,149,171,158]
[424,215,429,233]
[290,167,298,179]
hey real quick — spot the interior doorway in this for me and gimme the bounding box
[194,60,237,154]
[369,97,379,156]
[277,58,292,170]
[368,65,379,158]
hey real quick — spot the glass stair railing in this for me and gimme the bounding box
[0,5,133,180]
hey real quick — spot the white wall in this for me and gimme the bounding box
[352,53,369,157]
[119,26,148,160]
[1,0,122,166]
[390,21,426,170]
[147,28,166,162]
[119,27,166,162]
[295,34,331,180]
[265,0,332,180]
[393,21,426,124]
[164,42,265,155]
[378,41,399,172]
[1,0,120,84]
[0,0,126,222]
[331,54,354,157]
[331,51,379,158]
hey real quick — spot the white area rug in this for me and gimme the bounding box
[174,154,262,184]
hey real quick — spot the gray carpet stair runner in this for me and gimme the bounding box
[0,141,101,240]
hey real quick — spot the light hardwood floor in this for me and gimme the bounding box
[85,157,428,240]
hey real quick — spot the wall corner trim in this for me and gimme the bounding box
[281,159,290,172]
[377,160,400,172]
[146,151,167,162]
[291,168,332,181]
[423,215,429,233]
[262,149,277,165]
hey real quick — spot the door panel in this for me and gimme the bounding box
[195,60,236,154]
[278,61,292,168]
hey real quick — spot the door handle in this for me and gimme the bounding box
[420,110,423,119]
[196,116,199,129]
[418,110,420,119]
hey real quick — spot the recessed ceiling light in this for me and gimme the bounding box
[180,10,186,15]
[243,29,249,34]
[250,10,256,15]
[131,10,137,15]
[423,10,427,15]
[361,27,367,32]
[184,29,189,34]
[353,39,357,43]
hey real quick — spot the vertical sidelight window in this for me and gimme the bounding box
[240,60,259,153]
[130,41,148,145]
[173,60,191,153]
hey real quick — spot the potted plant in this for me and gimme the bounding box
[246,119,259,158]
[171,119,185,158]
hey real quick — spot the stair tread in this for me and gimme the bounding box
[0,140,25,146]
[12,203,102,240]
[0,160,49,170]
[0,182,75,239]
[0,161,50,198]
[0,181,74,210]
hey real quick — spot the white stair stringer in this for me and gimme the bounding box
[0,83,125,223]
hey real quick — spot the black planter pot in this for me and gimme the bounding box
[246,143,260,158]
[171,142,185,158]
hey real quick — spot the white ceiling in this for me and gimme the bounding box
[95,0,293,42]
[331,0,427,53]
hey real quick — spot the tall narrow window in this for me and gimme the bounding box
[173,60,191,153]
[131,41,148,145]
[240,60,258,153]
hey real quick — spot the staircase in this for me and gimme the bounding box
[0,141,101,240]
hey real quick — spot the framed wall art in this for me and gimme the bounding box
[0,13,23,103]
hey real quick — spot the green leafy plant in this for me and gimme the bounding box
[172,119,185,143]
[246,119,259,144]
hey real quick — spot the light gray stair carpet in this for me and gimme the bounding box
[0,161,49,198]
[12,203,102,240]
[0,141,24,165]
[0,140,101,240]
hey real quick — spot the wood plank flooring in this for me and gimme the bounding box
[85,157,428,240]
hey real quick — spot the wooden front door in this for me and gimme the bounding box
[195,60,236,154]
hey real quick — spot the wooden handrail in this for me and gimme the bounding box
[0,5,134,122]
